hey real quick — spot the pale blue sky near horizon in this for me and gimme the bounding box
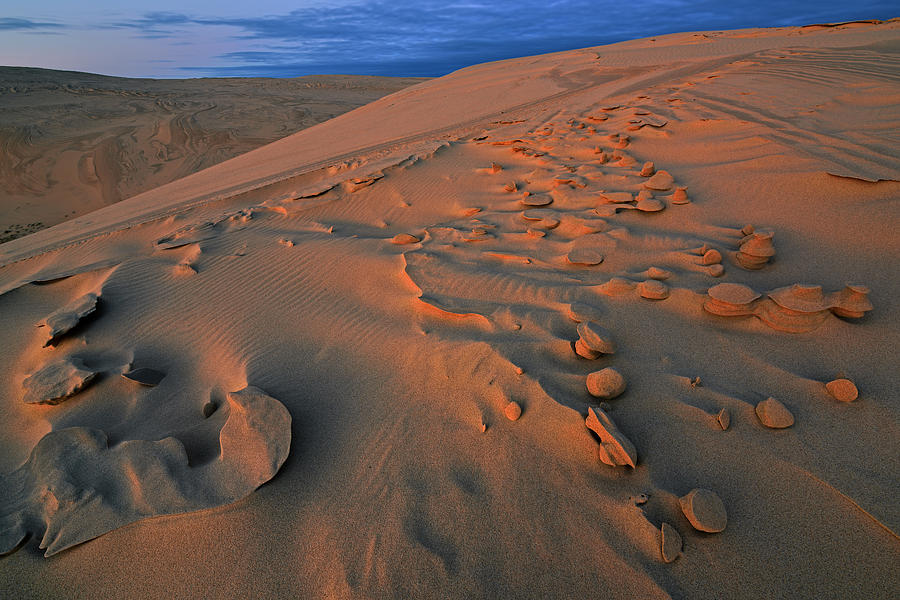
[0,1,896,79]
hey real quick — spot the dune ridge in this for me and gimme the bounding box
[1,20,898,600]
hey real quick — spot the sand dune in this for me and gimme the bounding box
[0,68,426,241]
[1,20,899,599]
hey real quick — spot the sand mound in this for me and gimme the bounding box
[825,378,859,402]
[586,368,627,400]
[660,522,683,563]
[22,357,97,405]
[680,488,728,533]
[585,406,637,468]
[756,397,795,429]
[1,386,290,556]
[38,292,99,347]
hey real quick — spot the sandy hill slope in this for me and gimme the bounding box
[0,68,426,241]
[1,20,898,600]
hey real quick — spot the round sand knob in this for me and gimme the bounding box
[708,283,760,306]
[567,302,603,323]
[740,230,776,257]
[598,277,636,296]
[701,248,722,265]
[646,266,671,280]
[831,285,872,318]
[705,264,725,277]
[671,187,689,205]
[392,233,420,245]
[755,397,794,428]
[577,321,616,355]
[679,488,727,533]
[575,339,601,360]
[768,284,827,313]
[825,378,858,402]
[567,248,604,266]
[504,401,522,421]
[638,279,669,300]
[643,170,674,191]
[716,408,730,431]
[586,367,626,399]
[660,523,683,563]
[522,194,553,207]
[635,197,665,212]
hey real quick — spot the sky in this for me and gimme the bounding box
[0,1,896,79]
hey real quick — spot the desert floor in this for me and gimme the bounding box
[0,69,426,241]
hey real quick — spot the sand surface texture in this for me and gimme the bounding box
[0,69,425,241]
[1,21,898,599]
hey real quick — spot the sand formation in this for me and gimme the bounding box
[574,321,616,359]
[585,406,637,468]
[0,20,898,600]
[38,292,99,347]
[659,522,683,563]
[566,247,604,265]
[5,276,292,556]
[736,229,776,269]
[22,357,97,405]
[755,397,795,429]
[392,233,421,245]
[1,386,291,557]
[716,408,731,431]
[679,489,728,533]
[504,401,523,421]
[586,367,627,400]
[704,282,873,332]
[825,378,859,402]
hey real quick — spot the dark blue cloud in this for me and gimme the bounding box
[115,1,899,77]
[105,11,193,38]
[0,17,66,31]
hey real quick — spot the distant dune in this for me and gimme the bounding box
[0,68,426,241]
[1,20,898,600]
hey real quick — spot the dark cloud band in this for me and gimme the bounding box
[0,17,66,31]
[8,1,899,76]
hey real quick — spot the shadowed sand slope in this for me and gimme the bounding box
[0,68,426,241]
[1,21,899,600]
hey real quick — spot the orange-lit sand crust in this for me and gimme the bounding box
[1,20,899,599]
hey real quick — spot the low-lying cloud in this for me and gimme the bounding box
[0,17,66,32]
